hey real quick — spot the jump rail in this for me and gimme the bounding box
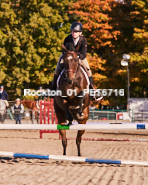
[0,151,148,166]
[0,124,148,130]
[67,137,148,142]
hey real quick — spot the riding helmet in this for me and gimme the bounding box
[70,22,83,32]
[38,86,43,90]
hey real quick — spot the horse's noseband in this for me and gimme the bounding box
[65,69,76,73]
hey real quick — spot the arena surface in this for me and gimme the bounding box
[0,123,148,185]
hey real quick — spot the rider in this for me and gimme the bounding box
[0,85,9,108]
[51,22,100,100]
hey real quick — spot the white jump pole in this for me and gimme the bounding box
[0,124,147,130]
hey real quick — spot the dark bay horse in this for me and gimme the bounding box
[21,100,39,123]
[54,44,90,156]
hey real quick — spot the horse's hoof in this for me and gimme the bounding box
[78,112,84,116]
[68,121,72,125]
[66,114,73,122]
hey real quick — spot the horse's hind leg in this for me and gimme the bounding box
[1,113,6,123]
[34,112,38,123]
[59,129,67,155]
[76,130,85,156]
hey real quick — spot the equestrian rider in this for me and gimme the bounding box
[0,85,9,108]
[51,22,100,100]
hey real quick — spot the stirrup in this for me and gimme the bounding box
[90,89,103,101]
[91,96,103,101]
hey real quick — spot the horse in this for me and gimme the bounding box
[0,99,7,123]
[21,100,39,123]
[54,43,90,156]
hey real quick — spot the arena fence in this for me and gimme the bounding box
[89,110,117,120]
[6,108,148,123]
[6,108,35,123]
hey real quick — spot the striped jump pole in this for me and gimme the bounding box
[0,151,148,166]
[0,124,148,130]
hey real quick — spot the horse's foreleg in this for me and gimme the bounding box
[30,111,32,123]
[76,130,85,156]
[77,91,84,116]
[59,130,67,155]
[78,97,83,116]
[34,112,38,123]
[62,100,73,124]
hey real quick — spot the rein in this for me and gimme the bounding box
[64,51,77,55]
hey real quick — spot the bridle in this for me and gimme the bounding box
[63,51,79,81]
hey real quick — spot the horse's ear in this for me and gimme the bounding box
[62,44,68,51]
[75,45,80,52]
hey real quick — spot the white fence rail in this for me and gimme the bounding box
[3,108,148,123]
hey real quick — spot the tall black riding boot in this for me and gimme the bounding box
[50,74,58,91]
[89,76,94,89]
[89,76,103,101]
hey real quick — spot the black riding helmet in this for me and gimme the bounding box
[70,22,83,32]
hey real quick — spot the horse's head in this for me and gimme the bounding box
[62,43,80,84]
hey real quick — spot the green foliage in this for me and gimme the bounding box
[0,0,71,90]
[0,0,148,107]
[22,94,35,100]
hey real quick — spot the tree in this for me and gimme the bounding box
[69,0,148,108]
[129,0,148,97]
[0,0,71,92]
[69,0,125,107]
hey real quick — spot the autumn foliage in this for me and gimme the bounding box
[69,0,148,107]
[0,0,148,107]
